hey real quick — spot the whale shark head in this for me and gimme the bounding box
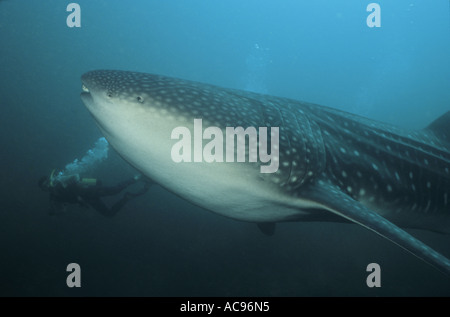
[81,70,214,174]
[81,70,188,141]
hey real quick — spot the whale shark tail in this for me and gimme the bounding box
[425,111,450,143]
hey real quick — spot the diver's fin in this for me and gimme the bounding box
[257,222,276,236]
[301,181,450,276]
[424,111,450,142]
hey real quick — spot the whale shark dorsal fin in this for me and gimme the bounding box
[424,111,450,142]
[301,181,450,276]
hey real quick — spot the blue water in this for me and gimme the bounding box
[0,0,449,296]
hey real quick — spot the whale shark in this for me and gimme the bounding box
[80,70,450,275]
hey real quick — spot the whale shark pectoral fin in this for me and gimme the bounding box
[302,182,450,276]
[257,222,276,236]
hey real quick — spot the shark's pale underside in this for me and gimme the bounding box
[80,70,450,275]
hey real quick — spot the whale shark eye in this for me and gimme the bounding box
[137,96,144,103]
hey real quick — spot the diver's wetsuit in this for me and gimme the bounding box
[48,177,150,217]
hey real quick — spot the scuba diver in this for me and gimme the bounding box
[38,170,152,217]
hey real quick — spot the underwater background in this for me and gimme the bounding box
[0,0,449,296]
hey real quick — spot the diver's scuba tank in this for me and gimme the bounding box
[79,178,97,186]
[49,168,97,188]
